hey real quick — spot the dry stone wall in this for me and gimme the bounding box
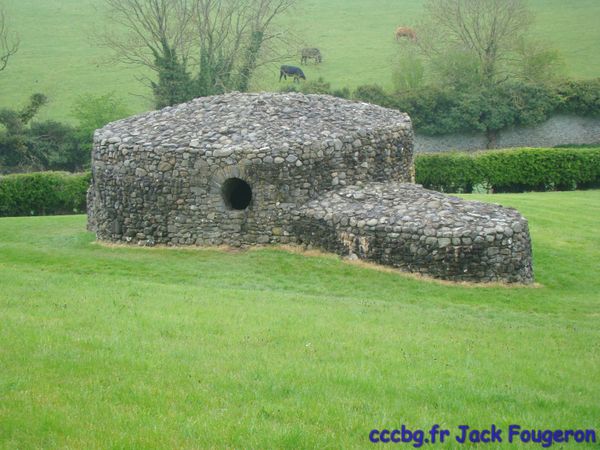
[88,92,533,283]
[415,114,600,153]
[294,183,533,283]
[89,93,413,246]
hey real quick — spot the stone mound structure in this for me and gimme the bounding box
[88,92,533,283]
[295,183,533,283]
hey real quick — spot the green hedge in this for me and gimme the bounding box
[555,79,600,117]
[353,79,599,136]
[415,147,600,193]
[0,171,91,217]
[1,149,598,217]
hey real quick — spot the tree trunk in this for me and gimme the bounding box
[237,31,264,93]
[485,129,498,149]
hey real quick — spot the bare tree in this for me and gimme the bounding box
[417,0,532,85]
[1,5,19,72]
[101,0,193,71]
[99,0,195,106]
[191,0,297,94]
[100,0,297,106]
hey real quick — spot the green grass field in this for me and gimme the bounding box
[1,190,599,448]
[0,0,599,121]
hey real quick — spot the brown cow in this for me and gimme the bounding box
[395,26,417,41]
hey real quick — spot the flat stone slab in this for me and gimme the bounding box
[294,182,533,283]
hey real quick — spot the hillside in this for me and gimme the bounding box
[0,0,599,121]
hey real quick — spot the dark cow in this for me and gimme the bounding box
[301,47,322,64]
[279,65,306,83]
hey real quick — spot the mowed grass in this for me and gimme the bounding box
[1,0,599,121]
[0,190,599,449]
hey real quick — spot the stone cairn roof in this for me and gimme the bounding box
[96,92,411,158]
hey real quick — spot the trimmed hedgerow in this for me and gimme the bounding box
[415,147,600,193]
[0,171,91,217]
[413,152,481,193]
[2,148,598,217]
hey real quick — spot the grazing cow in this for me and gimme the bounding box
[279,65,306,83]
[395,26,417,41]
[301,47,322,64]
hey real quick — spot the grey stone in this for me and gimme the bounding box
[214,148,234,158]
[438,238,451,248]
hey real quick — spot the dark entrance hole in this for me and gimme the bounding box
[221,178,252,210]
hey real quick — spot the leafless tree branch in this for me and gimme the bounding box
[1,6,19,72]
[99,0,299,104]
[98,0,194,71]
[418,0,532,84]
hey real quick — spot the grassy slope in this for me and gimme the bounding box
[0,190,599,448]
[0,0,599,121]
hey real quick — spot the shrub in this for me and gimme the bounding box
[72,93,130,136]
[555,79,600,117]
[0,93,49,171]
[415,147,600,193]
[0,171,91,217]
[1,93,109,173]
[278,78,350,98]
[331,87,351,99]
[394,86,480,135]
[353,85,396,108]
[414,152,481,193]
[392,83,560,139]
[353,80,597,139]
[28,120,88,172]
[392,51,425,91]
[298,77,332,95]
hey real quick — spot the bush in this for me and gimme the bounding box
[353,85,396,108]
[415,147,600,193]
[353,79,597,139]
[392,51,425,92]
[331,87,351,99]
[28,121,88,172]
[414,152,481,193]
[393,86,481,135]
[391,83,560,138]
[1,93,104,173]
[555,79,600,117]
[0,171,91,217]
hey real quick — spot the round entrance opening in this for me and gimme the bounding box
[221,178,252,210]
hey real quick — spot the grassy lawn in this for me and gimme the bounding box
[0,190,599,448]
[1,0,599,121]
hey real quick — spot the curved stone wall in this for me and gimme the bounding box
[294,183,533,283]
[88,92,413,246]
[88,92,534,283]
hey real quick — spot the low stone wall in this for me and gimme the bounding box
[294,182,533,283]
[415,115,600,152]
